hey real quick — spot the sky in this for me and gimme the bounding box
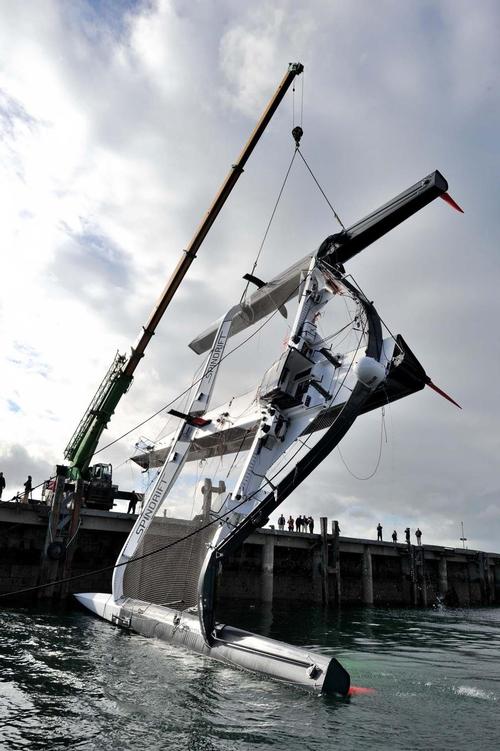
[0,0,499,552]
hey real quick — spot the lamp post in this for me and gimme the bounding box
[459,521,467,549]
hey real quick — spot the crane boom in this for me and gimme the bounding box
[65,62,304,481]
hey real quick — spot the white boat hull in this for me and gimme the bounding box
[75,593,350,696]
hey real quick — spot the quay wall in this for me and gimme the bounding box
[1,502,499,608]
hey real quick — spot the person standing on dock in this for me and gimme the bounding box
[405,527,411,544]
[392,530,398,543]
[377,523,383,542]
[277,514,285,531]
[287,515,294,532]
[308,516,314,534]
[23,475,32,504]
[0,472,5,500]
[127,491,139,514]
[295,515,302,532]
[415,528,422,546]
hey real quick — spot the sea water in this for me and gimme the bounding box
[0,603,498,750]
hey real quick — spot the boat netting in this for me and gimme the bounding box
[121,473,231,610]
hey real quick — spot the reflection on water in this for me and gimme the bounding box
[0,603,499,750]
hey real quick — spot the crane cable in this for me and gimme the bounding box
[296,148,345,231]
[291,72,345,231]
[240,148,298,306]
[242,75,344,304]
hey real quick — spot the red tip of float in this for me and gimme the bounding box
[440,192,464,213]
[426,379,462,409]
[348,685,376,696]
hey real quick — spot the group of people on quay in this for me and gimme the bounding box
[273,514,424,544]
[277,513,314,533]
[377,523,423,546]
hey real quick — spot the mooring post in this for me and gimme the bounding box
[201,478,213,522]
[332,520,341,605]
[466,558,474,606]
[438,556,448,599]
[261,535,274,603]
[408,544,418,606]
[60,478,84,599]
[478,552,488,604]
[495,563,500,604]
[362,546,373,605]
[487,561,495,605]
[320,517,329,606]
[420,548,428,607]
[201,478,226,522]
[38,466,67,600]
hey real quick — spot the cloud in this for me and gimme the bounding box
[0,0,499,553]
[0,443,53,501]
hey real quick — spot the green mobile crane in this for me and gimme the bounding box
[60,63,304,510]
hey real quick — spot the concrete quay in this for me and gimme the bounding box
[0,501,499,607]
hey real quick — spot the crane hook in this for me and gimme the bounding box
[292,126,303,149]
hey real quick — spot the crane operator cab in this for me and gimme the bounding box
[84,463,116,510]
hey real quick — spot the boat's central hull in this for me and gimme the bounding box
[75,592,350,696]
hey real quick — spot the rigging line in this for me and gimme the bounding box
[382,386,395,508]
[257,435,311,483]
[97,265,359,470]
[337,407,386,481]
[95,275,304,458]
[66,519,82,549]
[225,427,253,480]
[316,314,358,346]
[188,461,201,521]
[345,273,400,346]
[317,306,362,351]
[263,323,367,484]
[315,291,359,346]
[113,458,130,471]
[16,276,355,497]
[2,299,370,601]
[4,358,369,601]
[296,148,345,230]
[0,456,293,601]
[327,315,367,404]
[240,148,298,306]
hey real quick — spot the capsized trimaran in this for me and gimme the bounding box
[76,168,461,697]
